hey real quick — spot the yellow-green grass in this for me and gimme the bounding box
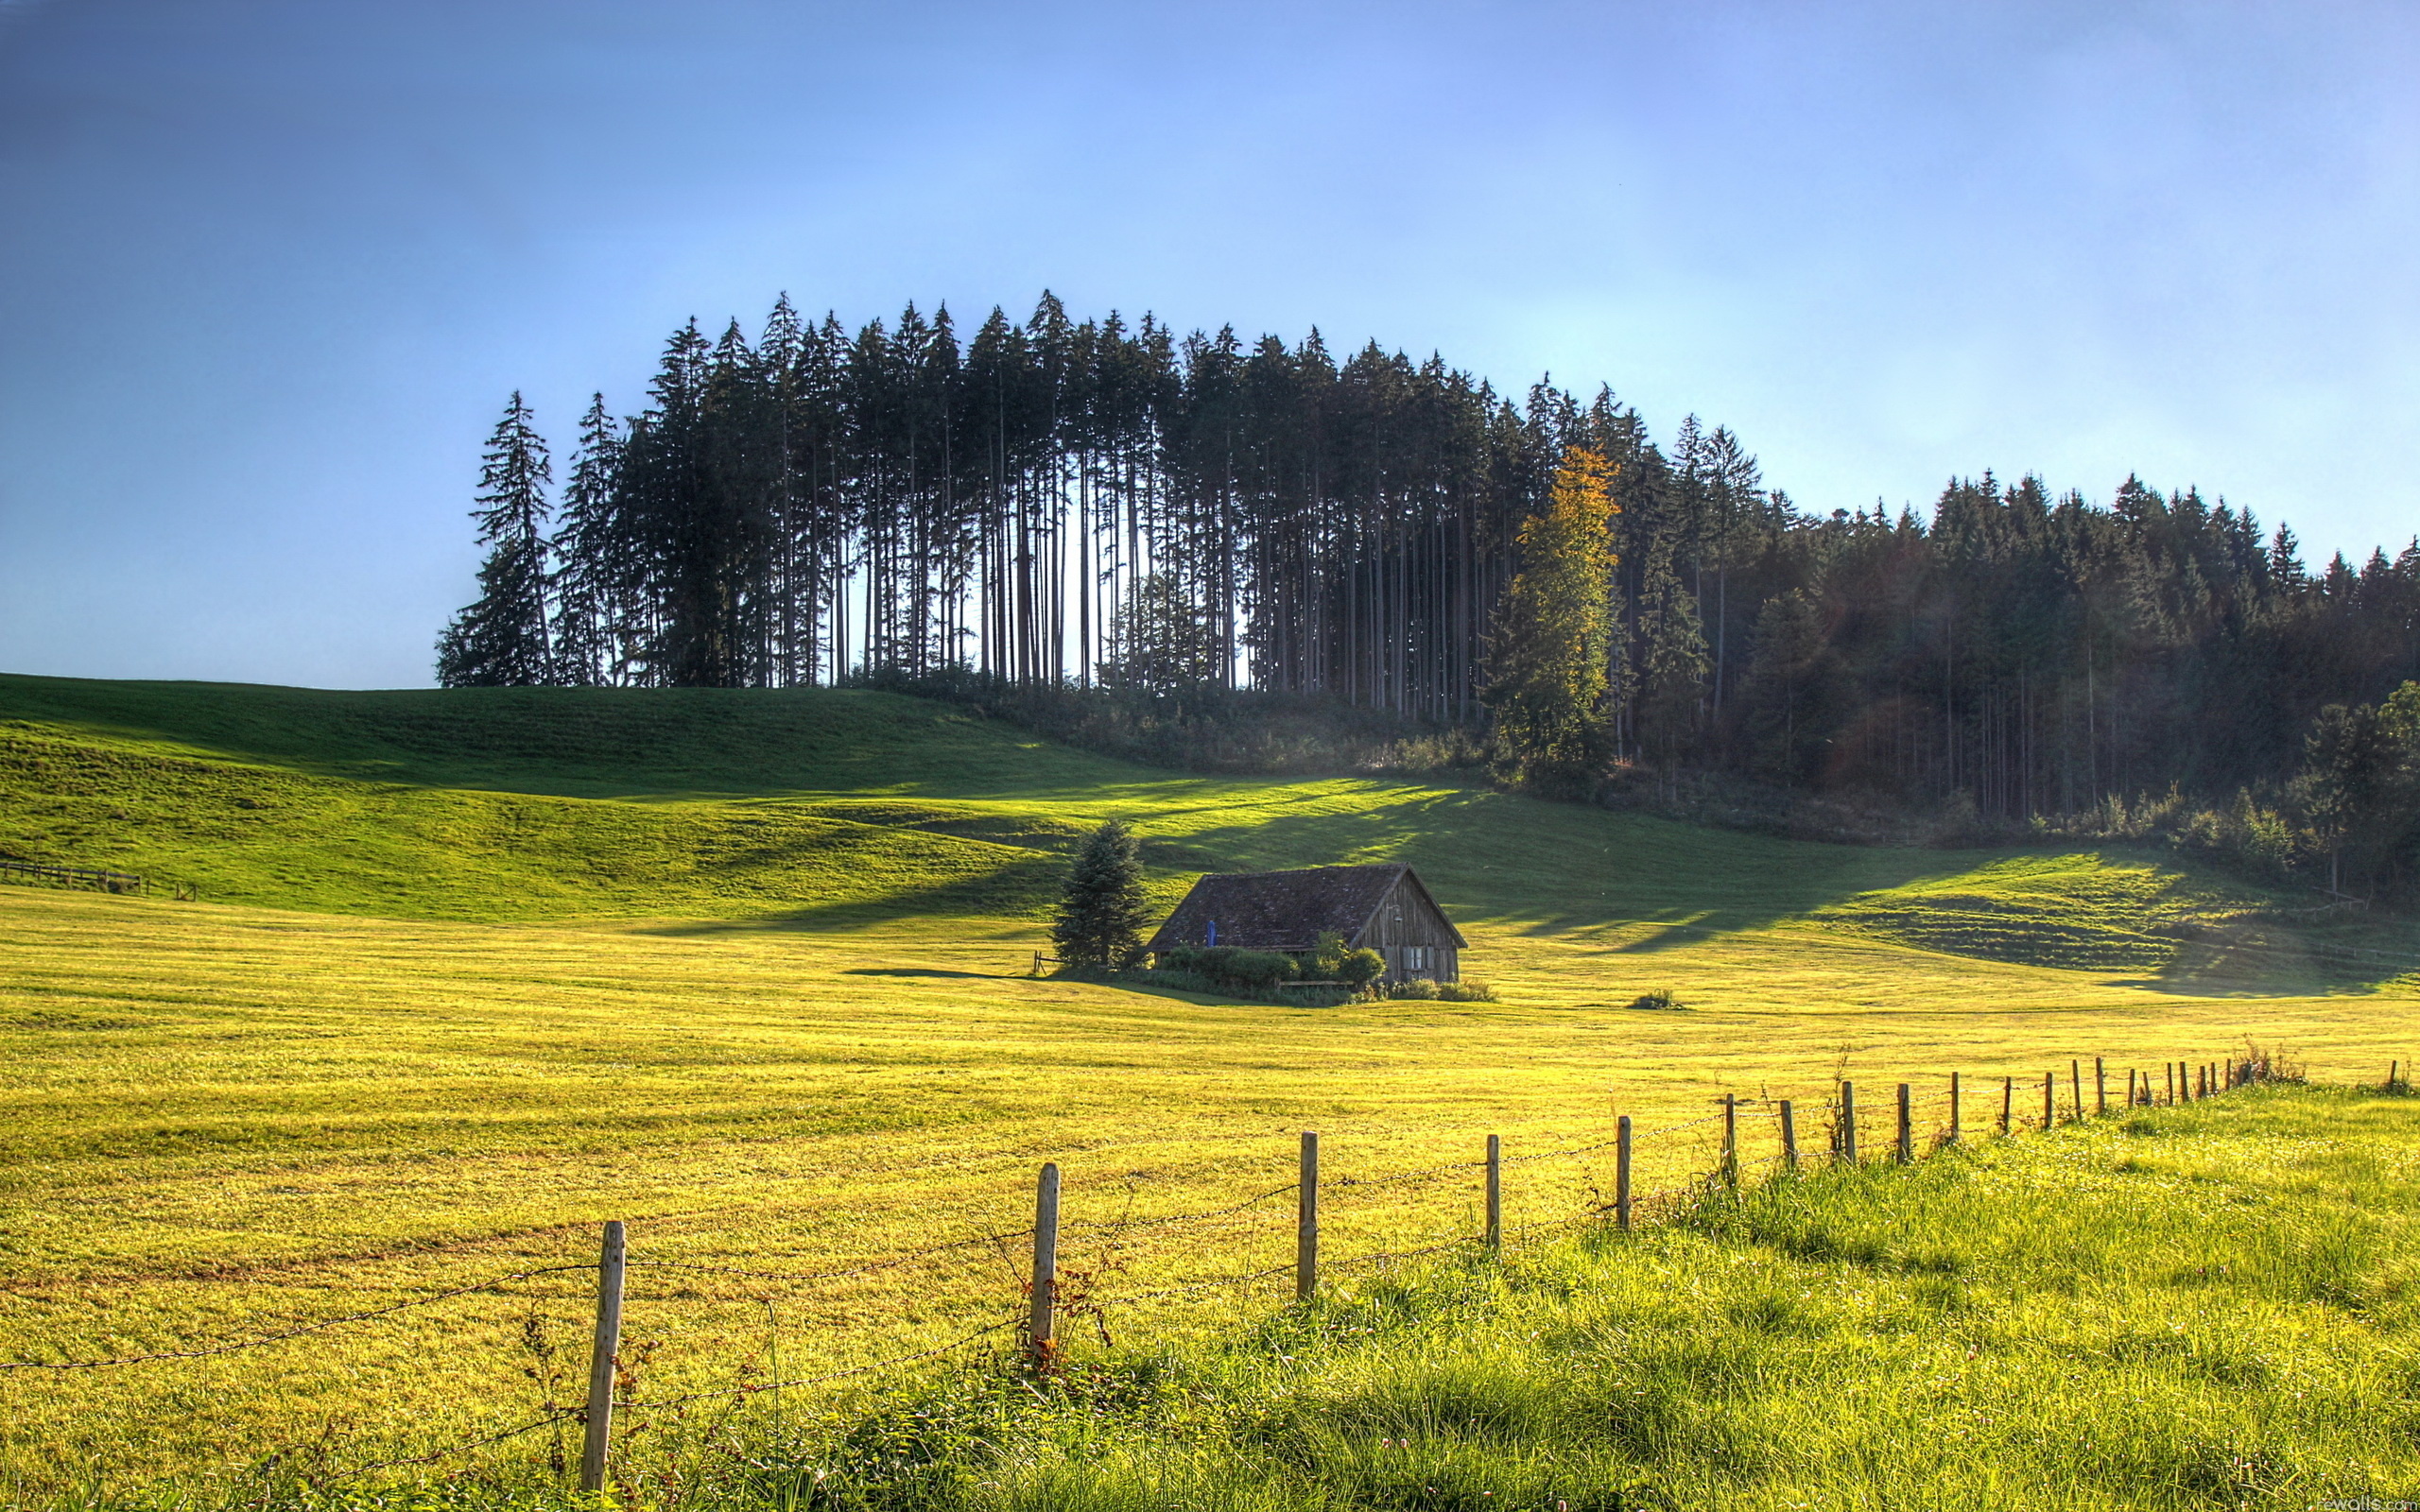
[1,676,2416,1500]
[777,1086,2420,1511]
[2,885,2412,1501]
[3,675,2413,993]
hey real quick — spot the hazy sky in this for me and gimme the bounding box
[1,0,2413,688]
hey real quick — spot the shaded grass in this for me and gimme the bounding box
[3,676,2411,995]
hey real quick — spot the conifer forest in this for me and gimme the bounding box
[439,294,2420,890]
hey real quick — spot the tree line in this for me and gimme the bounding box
[438,292,2420,891]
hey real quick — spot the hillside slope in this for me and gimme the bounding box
[0,675,2407,987]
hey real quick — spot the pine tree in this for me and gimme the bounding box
[1483,444,1618,788]
[1100,574,1223,691]
[547,394,623,686]
[437,393,556,687]
[1634,531,1710,768]
[1051,819,1150,971]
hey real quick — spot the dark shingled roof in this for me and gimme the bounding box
[1143,864,1467,954]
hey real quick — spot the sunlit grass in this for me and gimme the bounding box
[0,677,2415,1503]
[28,1088,2419,1510]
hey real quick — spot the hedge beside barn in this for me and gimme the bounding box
[1145,864,1466,984]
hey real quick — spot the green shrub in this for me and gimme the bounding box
[1307,929,1350,979]
[1626,987,1683,1010]
[1153,944,1299,993]
[1390,977,1440,1000]
[1339,947,1386,989]
[1437,979,1495,1002]
[1272,982,1358,1007]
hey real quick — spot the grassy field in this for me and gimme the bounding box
[772,1084,2420,1512]
[0,675,2414,1505]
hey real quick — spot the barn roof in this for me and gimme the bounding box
[1143,864,1468,954]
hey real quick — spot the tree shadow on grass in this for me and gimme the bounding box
[2126,919,2420,997]
[1085,978,1276,1010]
[1169,784,1988,950]
[638,854,1064,936]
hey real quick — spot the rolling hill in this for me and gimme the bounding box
[0,672,2407,990]
[3,673,2416,1502]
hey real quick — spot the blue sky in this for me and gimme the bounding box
[1,0,2412,688]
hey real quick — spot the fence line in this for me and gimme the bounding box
[329,1411,579,1483]
[0,1263,597,1372]
[0,858,147,895]
[5,1043,2322,1487]
[614,1317,1024,1412]
[623,1228,1024,1287]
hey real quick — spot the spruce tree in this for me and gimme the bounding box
[547,393,624,686]
[436,393,556,687]
[1633,531,1710,768]
[1052,819,1150,972]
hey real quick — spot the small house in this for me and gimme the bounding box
[1144,864,1468,984]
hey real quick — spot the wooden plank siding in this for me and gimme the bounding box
[1143,864,1467,985]
[1356,874,1461,984]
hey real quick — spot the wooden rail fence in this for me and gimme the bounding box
[0,858,147,894]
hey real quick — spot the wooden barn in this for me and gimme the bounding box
[1144,864,1467,984]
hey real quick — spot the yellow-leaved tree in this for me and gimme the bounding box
[1483,444,1618,789]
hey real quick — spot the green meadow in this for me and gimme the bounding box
[0,674,2414,1506]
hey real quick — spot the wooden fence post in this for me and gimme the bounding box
[1999,1075,2013,1136]
[1616,1116,1634,1230]
[2043,1071,2055,1130]
[1780,1100,1798,1169]
[1296,1133,1319,1301]
[1895,1083,1912,1164]
[1949,1073,1962,1143]
[1840,1081,1858,1164]
[2392,1059,2401,1090]
[2127,1068,2136,1107]
[1029,1163,1061,1356]
[1485,1134,1501,1251]
[1721,1094,1738,1186]
[2070,1060,2083,1121]
[2096,1057,2107,1115]
[580,1220,626,1493]
[2166,1062,2175,1106]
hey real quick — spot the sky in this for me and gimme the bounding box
[0,0,2413,689]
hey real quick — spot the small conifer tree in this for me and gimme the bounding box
[1052,818,1150,971]
[437,392,557,687]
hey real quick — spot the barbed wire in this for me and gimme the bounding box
[614,1317,1021,1410]
[327,1410,579,1482]
[10,1068,2237,1391]
[0,1263,598,1371]
[1061,1184,1296,1236]
[1105,1262,1297,1307]
[625,1229,1025,1287]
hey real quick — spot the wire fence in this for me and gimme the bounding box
[0,1046,2315,1489]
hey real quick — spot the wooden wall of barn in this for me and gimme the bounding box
[1357,877,1461,982]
